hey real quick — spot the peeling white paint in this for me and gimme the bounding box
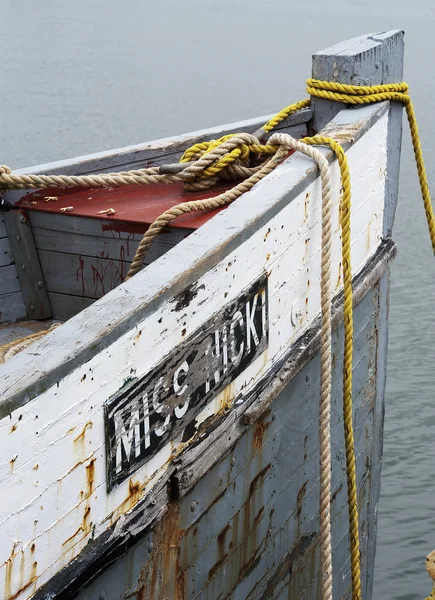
[0,110,388,599]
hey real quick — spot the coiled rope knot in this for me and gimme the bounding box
[179,132,277,191]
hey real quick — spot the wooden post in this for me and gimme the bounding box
[311,30,405,236]
[3,211,52,319]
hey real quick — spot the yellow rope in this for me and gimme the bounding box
[425,584,435,600]
[2,77,434,600]
[303,134,360,600]
[307,79,435,255]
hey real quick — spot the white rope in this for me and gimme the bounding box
[270,133,333,600]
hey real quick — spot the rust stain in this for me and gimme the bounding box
[217,382,235,415]
[304,192,310,221]
[4,544,38,600]
[85,458,96,498]
[260,533,317,599]
[252,412,270,451]
[62,525,85,547]
[4,547,14,600]
[263,228,271,241]
[9,455,18,473]
[265,253,271,261]
[136,503,185,599]
[73,421,93,447]
[62,455,97,550]
[207,464,272,586]
[336,261,342,288]
[134,330,142,342]
[208,522,231,580]
[32,464,39,471]
[109,478,143,524]
[9,424,17,434]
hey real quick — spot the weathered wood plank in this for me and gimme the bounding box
[3,212,52,319]
[310,30,404,237]
[0,264,21,295]
[0,102,389,413]
[32,226,179,265]
[38,248,133,299]
[29,211,191,243]
[0,291,26,323]
[47,292,95,321]
[0,216,7,239]
[0,238,13,267]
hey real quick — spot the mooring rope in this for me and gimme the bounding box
[2,78,435,600]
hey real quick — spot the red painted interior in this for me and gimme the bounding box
[17,182,234,231]
[17,150,295,232]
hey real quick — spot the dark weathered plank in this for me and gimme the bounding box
[0,291,26,323]
[0,217,7,239]
[32,226,177,266]
[29,211,191,245]
[38,249,134,299]
[0,238,13,267]
[3,212,52,319]
[0,264,21,295]
[47,292,95,321]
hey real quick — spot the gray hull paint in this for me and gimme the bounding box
[75,270,390,600]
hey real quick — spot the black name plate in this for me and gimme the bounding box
[105,275,268,490]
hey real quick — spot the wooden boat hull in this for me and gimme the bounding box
[0,30,405,600]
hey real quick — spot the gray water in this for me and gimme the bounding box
[2,1,435,597]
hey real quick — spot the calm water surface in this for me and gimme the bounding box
[3,1,435,597]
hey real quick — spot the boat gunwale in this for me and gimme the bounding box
[0,101,389,417]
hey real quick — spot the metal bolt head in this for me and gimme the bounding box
[36,280,44,289]
[148,541,154,553]
[19,214,27,224]
[30,304,35,311]
[21,264,26,271]
[15,234,20,242]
